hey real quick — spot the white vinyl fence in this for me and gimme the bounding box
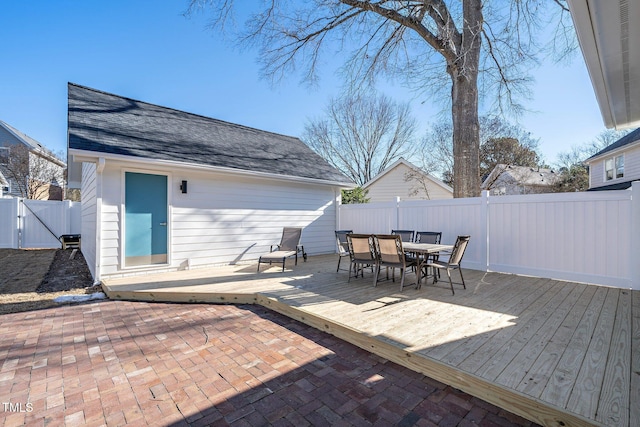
[339,182,640,290]
[0,198,81,249]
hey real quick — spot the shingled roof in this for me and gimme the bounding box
[67,83,352,185]
[585,127,640,161]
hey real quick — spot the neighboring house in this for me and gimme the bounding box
[0,120,66,200]
[584,128,640,191]
[362,158,453,202]
[481,164,561,196]
[67,83,354,282]
[0,170,9,197]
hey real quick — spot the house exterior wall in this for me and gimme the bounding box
[589,144,640,189]
[81,163,98,281]
[0,128,65,200]
[365,163,452,202]
[94,160,340,280]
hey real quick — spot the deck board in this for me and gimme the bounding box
[631,291,640,427]
[430,276,553,365]
[539,286,607,407]
[596,289,631,426]
[102,255,636,427]
[567,288,619,420]
[517,285,597,398]
[498,285,589,390]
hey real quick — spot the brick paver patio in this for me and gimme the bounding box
[0,300,538,426]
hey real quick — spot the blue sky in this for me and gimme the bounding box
[1,1,607,167]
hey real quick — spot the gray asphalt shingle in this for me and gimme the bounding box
[67,83,352,184]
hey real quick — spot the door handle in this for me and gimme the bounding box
[159,222,167,226]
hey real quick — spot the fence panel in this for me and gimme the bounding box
[338,186,638,289]
[0,198,19,248]
[487,191,632,288]
[0,198,81,249]
[398,198,486,270]
[338,201,397,234]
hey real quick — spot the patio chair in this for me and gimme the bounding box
[257,227,307,272]
[345,234,376,282]
[415,231,443,277]
[391,229,414,243]
[373,234,417,291]
[335,230,353,272]
[415,231,442,244]
[425,235,470,295]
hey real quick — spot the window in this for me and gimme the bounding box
[605,154,624,181]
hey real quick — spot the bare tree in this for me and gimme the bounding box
[553,128,631,192]
[419,115,541,187]
[555,129,631,171]
[2,144,64,200]
[187,1,573,198]
[302,93,417,186]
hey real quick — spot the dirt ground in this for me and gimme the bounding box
[0,248,99,315]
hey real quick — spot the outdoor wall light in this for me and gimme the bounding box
[180,180,188,194]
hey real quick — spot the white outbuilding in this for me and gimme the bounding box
[67,83,354,283]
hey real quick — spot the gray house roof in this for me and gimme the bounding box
[481,164,560,191]
[0,120,65,167]
[67,83,353,185]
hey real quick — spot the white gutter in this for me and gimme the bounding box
[69,148,355,189]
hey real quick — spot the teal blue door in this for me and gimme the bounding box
[125,172,168,267]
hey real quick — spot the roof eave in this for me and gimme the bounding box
[567,0,640,129]
[69,148,355,189]
[363,158,453,193]
[584,138,640,164]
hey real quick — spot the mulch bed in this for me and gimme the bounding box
[0,248,99,315]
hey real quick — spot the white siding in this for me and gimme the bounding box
[365,163,452,202]
[625,145,640,180]
[81,163,98,280]
[97,161,340,279]
[589,144,640,189]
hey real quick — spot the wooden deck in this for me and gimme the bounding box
[102,255,639,427]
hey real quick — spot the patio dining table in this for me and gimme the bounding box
[402,242,454,289]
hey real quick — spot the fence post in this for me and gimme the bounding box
[394,196,401,230]
[631,182,640,290]
[17,197,23,249]
[480,190,490,272]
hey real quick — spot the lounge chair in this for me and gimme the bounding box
[257,227,307,272]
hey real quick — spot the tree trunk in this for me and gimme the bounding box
[451,0,482,198]
[451,74,480,198]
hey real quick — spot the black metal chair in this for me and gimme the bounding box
[335,230,353,272]
[373,234,417,291]
[391,229,414,243]
[345,234,376,282]
[415,231,443,277]
[425,235,470,295]
[415,231,442,245]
